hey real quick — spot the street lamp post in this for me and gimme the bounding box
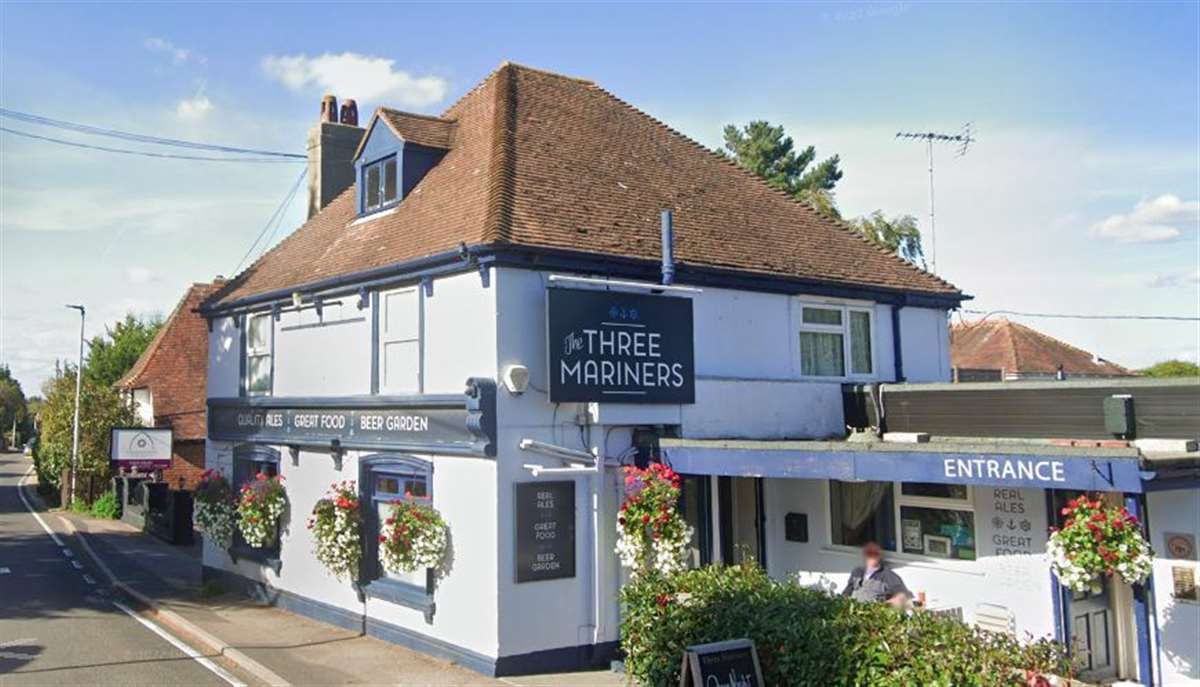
[65,304,85,506]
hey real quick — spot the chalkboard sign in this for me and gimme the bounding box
[546,288,695,404]
[514,481,576,583]
[679,639,763,687]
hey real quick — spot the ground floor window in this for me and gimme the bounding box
[678,475,711,568]
[232,445,281,557]
[830,480,975,560]
[361,455,434,604]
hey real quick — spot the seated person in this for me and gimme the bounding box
[841,541,909,608]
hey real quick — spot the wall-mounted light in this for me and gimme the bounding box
[291,292,304,309]
[502,364,530,395]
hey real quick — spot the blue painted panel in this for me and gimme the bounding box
[359,118,402,163]
[661,445,1145,493]
[402,144,447,197]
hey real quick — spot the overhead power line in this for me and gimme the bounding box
[0,107,305,159]
[232,169,308,275]
[0,126,303,163]
[962,308,1199,322]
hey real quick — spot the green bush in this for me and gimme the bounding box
[90,491,120,519]
[621,564,1068,686]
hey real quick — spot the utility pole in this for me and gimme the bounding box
[895,125,974,274]
[66,304,85,506]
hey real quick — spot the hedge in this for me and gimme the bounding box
[621,563,1068,686]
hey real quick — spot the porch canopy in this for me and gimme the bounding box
[659,437,1148,493]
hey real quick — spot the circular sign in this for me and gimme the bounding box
[1165,533,1197,560]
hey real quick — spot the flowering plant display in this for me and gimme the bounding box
[193,469,236,549]
[308,481,362,580]
[616,463,693,579]
[378,497,448,574]
[1048,495,1153,593]
[236,473,287,549]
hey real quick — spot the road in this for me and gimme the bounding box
[0,450,236,686]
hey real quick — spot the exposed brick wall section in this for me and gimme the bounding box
[162,441,206,491]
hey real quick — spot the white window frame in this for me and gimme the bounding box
[244,312,273,396]
[377,286,423,394]
[825,481,976,563]
[797,301,876,379]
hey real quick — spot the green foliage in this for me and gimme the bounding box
[721,120,843,217]
[622,564,1068,686]
[36,367,136,496]
[0,364,30,447]
[90,491,120,519]
[83,314,163,388]
[70,497,92,513]
[1139,359,1200,378]
[850,211,926,267]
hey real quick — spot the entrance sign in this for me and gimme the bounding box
[547,288,694,404]
[208,381,496,457]
[111,428,173,470]
[679,639,763,687]
[514,481,576,583]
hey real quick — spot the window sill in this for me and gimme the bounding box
[820,546,985,577]
[363,578,435,618]
[348,206,398,227]
[228,543,282,574]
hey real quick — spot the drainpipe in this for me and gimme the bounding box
[661,210,675,286]
[890,301,905,382]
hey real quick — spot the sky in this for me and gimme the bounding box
[1,1,1197,394]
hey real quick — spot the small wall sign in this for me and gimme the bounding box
[1164,532,1197,561]
[514,481,576,583]
[546,288,695,404]
[110,427,173,470]
[679,639,763,687]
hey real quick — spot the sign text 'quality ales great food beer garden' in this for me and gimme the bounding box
[547,288,695,404]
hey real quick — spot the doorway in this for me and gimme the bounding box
[718,477,765,568]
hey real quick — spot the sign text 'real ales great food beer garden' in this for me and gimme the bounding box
[547,288,695,404]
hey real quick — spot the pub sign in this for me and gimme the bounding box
[546,288,695,404]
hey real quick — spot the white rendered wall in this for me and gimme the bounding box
[1148,488,1200,685]
[273,302,371,396]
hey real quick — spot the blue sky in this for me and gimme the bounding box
[1,1,1197,392]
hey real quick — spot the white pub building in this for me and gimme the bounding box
[200,64,1199,683]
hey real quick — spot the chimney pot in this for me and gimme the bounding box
[340,99,359,126]
[320,95,338,123]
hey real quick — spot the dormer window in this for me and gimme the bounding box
[363,155,399,213]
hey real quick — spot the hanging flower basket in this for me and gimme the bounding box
[1048,495,1153,594]
[237,473,287,549]
[616,463,692,579]
[379,499,448,574]
[308,480,362,580]
[194,469,237,549]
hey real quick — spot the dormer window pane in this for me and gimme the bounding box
[383,158,398,203]
[365,164,381,210]
[363,155,399,213]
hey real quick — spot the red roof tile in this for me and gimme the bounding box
[950,318,1134,377]
[209,63,961,309]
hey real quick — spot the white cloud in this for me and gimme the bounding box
[125,267,159,284]
[176,94,214,119]
[1089,194,1198,243]
[261,52,447,108]
[144,37,202,65]
[1148,270,1200,289]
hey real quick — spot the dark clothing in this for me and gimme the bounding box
[841,563,909,603]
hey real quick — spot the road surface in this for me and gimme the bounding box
[0,450,237,686]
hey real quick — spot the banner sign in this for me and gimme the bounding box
[547,288,695,404]
[514,481,576,583]
[111,428,173,470]
[208,381,496,457]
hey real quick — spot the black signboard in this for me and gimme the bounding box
[208,380,495,457]
[514,481,576,583]
[547,288,695,404]
[679,639,764,687]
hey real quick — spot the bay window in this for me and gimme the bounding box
[798,303,874,378]
[830,481,975,561]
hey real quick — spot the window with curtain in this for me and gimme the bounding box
[829,481,976,560]
[798,304,873,377]
[245,313,272,396]
[830,480,895,550]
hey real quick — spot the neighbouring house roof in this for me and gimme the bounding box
[206,62,962,311]
[118,281,222,440]
[950,318,1135,378]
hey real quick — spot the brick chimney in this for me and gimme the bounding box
[306,95,363,219]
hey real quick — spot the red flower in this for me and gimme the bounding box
[1060,507,1071,516]
[379,536,387,543]
[642,515,651,524]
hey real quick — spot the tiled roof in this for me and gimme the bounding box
[208,63,961,309]
[377,109,456,150]
[950,318,1134,377]
[119,282,222,440]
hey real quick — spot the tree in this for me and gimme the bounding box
[1139,359,1200,378]
[0,365,30,447]
[83,314,163,388]
[721,121,843,216]
[849,211,926,268]
[36,366,135,501]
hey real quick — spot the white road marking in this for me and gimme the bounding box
[61,548,74,557]
[0,638,37,649]
[70,560,84,570]
[111,600,246,687]
[0,638,38,661]
[83,574,97,585]
[0,567,10,574]
[14,463,245,687]
[17,466,64,546]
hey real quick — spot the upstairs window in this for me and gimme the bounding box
[363,155,398,213]
[378,286,421,394]
[245,312,273,396]
[798,304,873,378]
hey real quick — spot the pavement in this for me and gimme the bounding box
[3,451,626,686]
